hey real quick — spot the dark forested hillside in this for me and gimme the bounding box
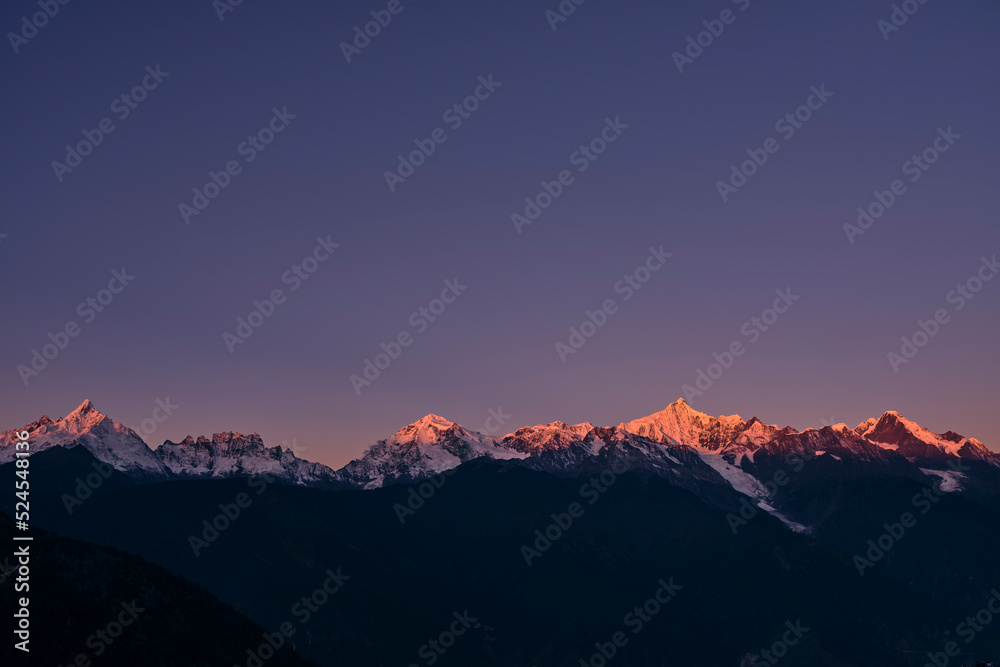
[0,512,317,667]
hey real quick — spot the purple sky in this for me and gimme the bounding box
[2,0,998,467]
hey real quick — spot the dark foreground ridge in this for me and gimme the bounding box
[5,454,1000,667]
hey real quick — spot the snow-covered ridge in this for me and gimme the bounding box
[501,420,595,453]
[337,413,525,490]
[618,397,745,450]
[155,431,343,486]
[3,398,994,543]
[0,399,167,478]
[855,410,994,461]
[1,399,995,495]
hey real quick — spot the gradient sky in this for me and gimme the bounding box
[2,0,998,467]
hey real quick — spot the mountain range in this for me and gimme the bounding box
[4,399,1000,666]
[2,398,997,535]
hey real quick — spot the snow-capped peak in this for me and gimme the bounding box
[868,411,947,445]
[389,414,487,448]
[0,399,110,450]
[0,399,167,478]
[61,399,109,433]
[338,413,524,490]
[389,414,464,445]
[414,413,456,428]
[854,417,878,437]
[3,398,994,500]
[859,410,992,460]
[619,398,746,451]
[735,416,786,442]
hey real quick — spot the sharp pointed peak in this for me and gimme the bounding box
[658,399,743,422]
[855,411,907,432]
[739,416,780,433]
[69,398,101,415]
[63,399,108,425]
[634,398,702,420]
[872,410,921,429]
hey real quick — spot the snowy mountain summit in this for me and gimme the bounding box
[855,410,994,462]
[0,399,167,479]
[1,399,995,508]
[337,414,523,489]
